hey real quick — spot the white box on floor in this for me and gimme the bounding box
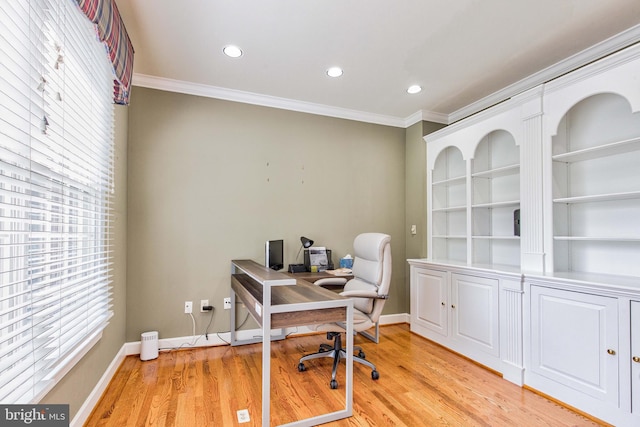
[140,331,158,361]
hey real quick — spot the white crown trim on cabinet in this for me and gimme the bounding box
[449,24,640,124]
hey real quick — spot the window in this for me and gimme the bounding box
[0,0,115,403]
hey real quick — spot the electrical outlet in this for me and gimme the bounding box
[200,299,209,312]
[184,301,193,314]
[237,409,250,423]
[224,297,231,310]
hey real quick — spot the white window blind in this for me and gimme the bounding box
[0,0,115,403]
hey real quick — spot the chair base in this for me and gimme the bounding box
[297,332,379,389]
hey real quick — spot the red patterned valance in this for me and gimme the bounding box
[75,0,134,105]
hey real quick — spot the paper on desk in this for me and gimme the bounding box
[309,246,329,267]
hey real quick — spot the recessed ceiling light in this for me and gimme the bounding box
[327,67,343,77]
[223,45,243,58]
[407,85,422,94]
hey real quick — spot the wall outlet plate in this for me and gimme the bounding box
[224,297,231,310]
[237,409,250,423]
[200,299,209,312]
[184,301,193,314]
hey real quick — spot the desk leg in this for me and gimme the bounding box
[262,284,271,427]
[345,302,353,418]
[230,264,240,346]
[230,289,237,345]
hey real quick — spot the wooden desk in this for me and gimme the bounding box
[230,260,354,427]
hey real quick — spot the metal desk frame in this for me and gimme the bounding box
[230,260,354,426]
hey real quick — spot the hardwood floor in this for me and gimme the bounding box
[86,324,605,426]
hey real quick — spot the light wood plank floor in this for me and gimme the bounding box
[85,324,605,426]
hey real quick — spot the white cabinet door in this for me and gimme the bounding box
[451,273,499,357]
[410,267,448,338]
[530,286,618,404]
[632,301,640,414]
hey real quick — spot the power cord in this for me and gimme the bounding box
[204,307,215,340]
[159,306,252,350]
[216,311,250,345]
[159,307,215,351]
[159,313,197,351]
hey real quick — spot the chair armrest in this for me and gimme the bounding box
[314,277,347,287]
[340,290,388,299]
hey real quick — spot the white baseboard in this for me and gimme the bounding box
[380,312,410,325]
[72,313,410,425]
[71,344,128,427]
[124,313,410,354]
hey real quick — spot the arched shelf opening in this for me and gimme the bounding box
[552,92,640,276]
[430,146,467,263]
[470,130,521,268]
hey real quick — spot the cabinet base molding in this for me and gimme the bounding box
[522,385,612,427]
[501,361,524,386]
[409,331,503,379]
[409,260,524,385]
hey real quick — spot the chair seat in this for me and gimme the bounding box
[308,308,374,333]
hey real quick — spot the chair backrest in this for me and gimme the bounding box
[344,233,391,322]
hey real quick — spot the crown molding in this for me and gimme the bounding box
[424,87,541,143]
[132,74,417,128]
[448,24,640,124]
[404,110,449,127]
[543,40,640,94]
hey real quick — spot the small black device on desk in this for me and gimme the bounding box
[288,263,306,273]
[265,239,284,270]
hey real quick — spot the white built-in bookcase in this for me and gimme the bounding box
[426,43,640,277]
[418,43,640,426]
[427,106,523,269]
[542,45,640,277]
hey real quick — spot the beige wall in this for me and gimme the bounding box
[403,121,445,313]
[41,105,128,419]
[405,120,446,261]
[126,87,408,340]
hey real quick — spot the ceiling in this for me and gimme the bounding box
[115,0,640,127]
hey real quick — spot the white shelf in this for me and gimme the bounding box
[472,200,520,209]
[553,191,640,204]
[552,136,640,163]
[432,175,466,186]
[472,164,519,179]
[433,235,467,240]
[433,205,467,213]
[554,236,640,242]
[472,235,520,240]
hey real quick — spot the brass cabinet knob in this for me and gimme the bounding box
[607,349,616,355]
[441,302,445,306]
[633,356,640,363]
[451,304,456,309]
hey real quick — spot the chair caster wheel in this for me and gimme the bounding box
[358,350,366,359]
[297,363,306,372]
[371,370,379,380]
[330,379,338,389]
